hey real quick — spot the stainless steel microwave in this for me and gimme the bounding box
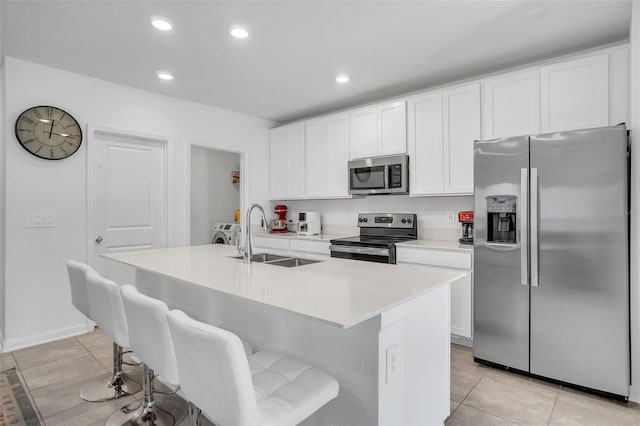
[348,154,409,195]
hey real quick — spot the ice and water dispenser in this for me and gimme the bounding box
[486,196,517,244]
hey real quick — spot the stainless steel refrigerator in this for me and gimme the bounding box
[473,124,630,398]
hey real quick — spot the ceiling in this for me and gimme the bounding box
[0,1,632,124]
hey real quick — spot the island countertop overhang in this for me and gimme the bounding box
[101,244,464,329]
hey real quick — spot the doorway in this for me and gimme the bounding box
[190,146,241,245]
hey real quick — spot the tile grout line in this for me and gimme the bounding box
[547,392,560,426]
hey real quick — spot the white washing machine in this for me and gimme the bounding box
[211,223,240,245]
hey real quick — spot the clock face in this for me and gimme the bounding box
[15,106,83,160]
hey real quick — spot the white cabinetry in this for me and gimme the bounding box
[408,92,444,195]
[305,114,350,199]
[396,246,473,340]
[349,100,406,159]
[482,70,541,139]
[269,124,305,199]
[444,84,481,194]
[408,84,479,196]
[540,53,609,132]
[253,235,330,255]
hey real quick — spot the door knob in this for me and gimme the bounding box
[95,235,103,243]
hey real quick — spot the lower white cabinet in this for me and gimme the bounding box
[396,246,473,340]
[253,235,330,255]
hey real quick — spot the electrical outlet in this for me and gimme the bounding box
[447,211,455,224]
[386,344,400,384]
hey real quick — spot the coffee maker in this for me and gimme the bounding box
[458,211,474,245]
[270,204,289,233]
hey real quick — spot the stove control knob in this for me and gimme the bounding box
[407,218,413,224]
[401,219,407,223]
[363,218,368,223]
[358,218,363,223]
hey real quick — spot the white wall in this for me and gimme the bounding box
[190,147,240,245]
[0,60,5,343]
[1,57,271,351]
[283,196,473,240]
[628,1,639,403]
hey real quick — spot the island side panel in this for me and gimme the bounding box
[378,283,451,425]
[135,269,381,426]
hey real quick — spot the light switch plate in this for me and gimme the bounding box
[25,212,56,228]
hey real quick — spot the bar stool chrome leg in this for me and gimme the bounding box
[80,343,142,402]
[107,364,188,426]
[188,402,202,426]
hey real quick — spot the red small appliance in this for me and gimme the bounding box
[271,204,289,233]
[458,211,474,245]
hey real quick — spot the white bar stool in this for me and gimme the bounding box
[167,309,340,426]
[109,285,189,426]
[67,261,141,401]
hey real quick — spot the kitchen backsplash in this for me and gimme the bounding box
[275,195,473,240]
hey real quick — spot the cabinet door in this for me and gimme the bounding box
[444,84,480,194]
[325,114,350,197]
[450,271,472,338]
[285,124,306,198]
[305,119,327,198]
[269,128,287,199]
[482,69,540,139]
[349,107,378,159]
[408,92,444,195]
[378,100,407,155]
[541,53,609,132]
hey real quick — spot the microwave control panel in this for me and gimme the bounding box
[390,164,403,188]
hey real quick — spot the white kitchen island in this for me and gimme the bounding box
[102,244,464,426]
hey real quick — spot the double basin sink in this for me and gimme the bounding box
[230,253,322,268]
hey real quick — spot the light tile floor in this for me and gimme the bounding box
[2,329,640,425]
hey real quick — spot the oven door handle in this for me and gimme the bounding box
[329,245,390,256]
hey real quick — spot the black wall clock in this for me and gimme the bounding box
[15,106,83,160]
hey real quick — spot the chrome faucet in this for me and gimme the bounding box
[241,203,269,263]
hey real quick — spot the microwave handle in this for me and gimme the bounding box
[384,165,390,189]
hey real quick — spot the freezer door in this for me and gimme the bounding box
[530,125,629,396]
[473,136,530,371]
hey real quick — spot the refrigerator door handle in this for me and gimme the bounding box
[520,168,529,285]
[531,168,539,287]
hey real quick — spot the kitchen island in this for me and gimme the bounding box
[102,244,464,425]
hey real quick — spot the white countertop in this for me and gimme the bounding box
[396,239,474,253]
[254,231,344,242]
[256,231,474,253]
[102,244,464,329]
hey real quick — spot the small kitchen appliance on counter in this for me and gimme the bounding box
[458,211,474,245]
[297,212,321,235]
[270,204,289,233]
[330,213,417,264]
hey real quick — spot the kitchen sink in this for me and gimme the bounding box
[268,258,323,268]
[229,253,323,267]
[228,253,290,262]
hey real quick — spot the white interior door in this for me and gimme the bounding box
[88,127,168,283]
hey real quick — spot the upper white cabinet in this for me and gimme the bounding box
[408,91,444,195]
[540,53,609,132]
[349,100,406,159]
[408,84,480,196]
[305,114,350,199]
[482,69,541,139]
[269,123,305,199]
[443,84,481,194]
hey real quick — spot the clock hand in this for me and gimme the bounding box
[41,130,76,138]
[48,120,54,139]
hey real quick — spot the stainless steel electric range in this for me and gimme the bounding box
[329,213,417,264]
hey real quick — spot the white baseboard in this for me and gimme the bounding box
[451,334,473,348]
[1,322,94,353]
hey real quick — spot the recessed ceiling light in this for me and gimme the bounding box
[151,17,173,31]
[230,27,249,39]
[157,72,174,81]
[258,100,269,105]
[336,74,350,83]
[525,7,547,21]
